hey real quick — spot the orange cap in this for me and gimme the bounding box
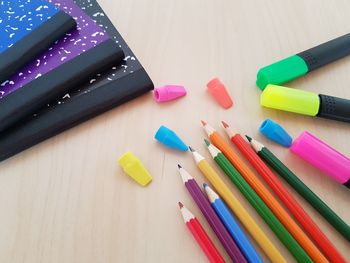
[207,78,233,109]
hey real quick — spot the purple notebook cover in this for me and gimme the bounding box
[0,0,108,98]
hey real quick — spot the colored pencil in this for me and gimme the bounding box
[223,121,346,262]
[178,201,225,263]
[248,136,350,243]
[178,165,247,263]
[204,141,312,262]
[202,121,327,263]
[188,148,287,263]
[203,184,263,263]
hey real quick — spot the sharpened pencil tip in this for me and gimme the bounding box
[189,146,195,152]
[177,164,182,169]
[203,183,208,188]
[204,139,211,146]
[245,135,252,142]
[178,202,184,208]
[201,120,207,126]
[221,121,229,128]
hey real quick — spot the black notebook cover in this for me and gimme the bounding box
[0,0,125,132]
[0,39,124,132]
[0,0,77,84]
[0,0,154,162]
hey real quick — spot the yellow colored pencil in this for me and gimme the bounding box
[189,147,287,263]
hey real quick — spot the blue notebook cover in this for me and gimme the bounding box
[0,0,76,83]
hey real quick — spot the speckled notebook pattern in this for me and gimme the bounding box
[0,0,153,162]
[0,0,59,53]
[29,0,145,108]
[45,0,144,106]
[68,0,143,97]
[0,0,108,98]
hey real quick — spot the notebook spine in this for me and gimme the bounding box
[0,11,76,84]
[0,39,124,132]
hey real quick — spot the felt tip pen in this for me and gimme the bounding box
[256,33,350,90]
[261,84,350,123]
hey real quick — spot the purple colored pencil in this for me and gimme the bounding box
[0,0,109,97]
[178,164,247,263]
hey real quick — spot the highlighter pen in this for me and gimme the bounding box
[256,33,350,90]
[261,84,350,123]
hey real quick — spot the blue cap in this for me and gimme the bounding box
[154,125,189,152]
[259,119,293,147]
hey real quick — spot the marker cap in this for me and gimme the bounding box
[154,85,186,103]
[259,119,293,147]
[207,78,233,109]
[118,152,153,186]
[290,131,350,184]
[256,55,308,90]
[261,84,320,116]
[154,125,189,151]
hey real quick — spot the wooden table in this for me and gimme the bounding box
[1,0,349,262]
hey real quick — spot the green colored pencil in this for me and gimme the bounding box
[204,139,312,263]
[247,136,350,242]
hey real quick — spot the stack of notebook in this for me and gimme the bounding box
[0,0,154,161]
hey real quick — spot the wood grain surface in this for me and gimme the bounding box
[0,0,349,262]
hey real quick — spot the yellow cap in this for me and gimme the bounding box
[261,84,320,116]
[118,152,152,186]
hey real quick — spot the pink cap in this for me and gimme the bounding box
[207,78,233,109]
[290,131,350,184]
[154,85,186,103]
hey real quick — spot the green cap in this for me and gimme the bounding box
[256,55,308,90]
[261,84,320,116]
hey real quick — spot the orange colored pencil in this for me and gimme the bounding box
[201,121,328,263]
[222,121,346,263]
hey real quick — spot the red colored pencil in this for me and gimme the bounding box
[222,121,346,263]
[202,121,326,262]
[179,202,225,263]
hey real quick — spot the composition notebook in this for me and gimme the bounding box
[0,0,154,161]
[0,0,77,84]
[0,0,125,132]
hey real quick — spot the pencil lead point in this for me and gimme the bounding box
[204,139,211,146]
[203,183,208,188]
[177,164,182,169]
[189,146,195,152]
[245,135,252,142]
[221,121,229,128]
[201,120,207,126]
[178,202,184,208]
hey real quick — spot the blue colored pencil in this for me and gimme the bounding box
[204,183,263,263]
